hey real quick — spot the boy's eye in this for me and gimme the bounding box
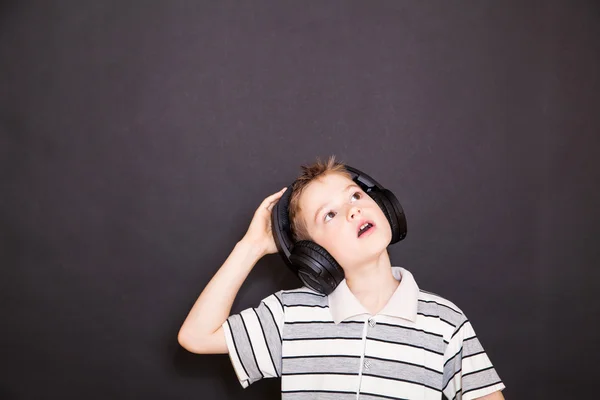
[322,192,362,223]
[324,211,336,222]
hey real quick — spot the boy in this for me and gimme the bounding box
[178,157,505,399]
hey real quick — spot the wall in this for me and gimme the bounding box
[1,1,599,398]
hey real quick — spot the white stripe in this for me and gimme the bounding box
[462,352,493,375]
[366,339,444,371]
[463,383,505,400]
[282,373,358,393]
[285,289,324,296]
[414,314,456,340]
[222,321,250,388]
[360,375,441,399]
[444,371,461,399]
[284,338,364,357]
[263,295,284,337]
[240,308,278,378]
[286,305,333,322]
[445,321,475,357]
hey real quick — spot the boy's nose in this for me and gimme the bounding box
[347,206,361,220]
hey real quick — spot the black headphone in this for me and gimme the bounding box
[271,165,407,295]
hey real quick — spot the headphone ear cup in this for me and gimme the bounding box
[290,240,345,295]
[371,189,407,244]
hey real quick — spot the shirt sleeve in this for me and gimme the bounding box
[221,290,284,388]
[442,313,505,400]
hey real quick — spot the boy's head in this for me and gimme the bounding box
[288,156,351,242]
[288,156,392,270]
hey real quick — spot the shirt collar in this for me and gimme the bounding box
[328,267,419,324]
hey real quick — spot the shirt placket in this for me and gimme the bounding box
[356,316,376,399]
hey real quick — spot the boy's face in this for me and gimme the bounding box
[298,172,392,271]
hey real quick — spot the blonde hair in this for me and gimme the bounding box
[289,155,352,241]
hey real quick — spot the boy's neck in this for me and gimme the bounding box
[343,251,400,315]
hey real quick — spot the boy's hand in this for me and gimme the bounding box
[241,187,288,258]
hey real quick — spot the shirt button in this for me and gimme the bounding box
[368,318,376,327]
[364,360,372,370]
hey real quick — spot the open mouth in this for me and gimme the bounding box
[357,222,374,238]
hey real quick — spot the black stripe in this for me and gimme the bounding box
[282,371,358,376]
[444,347,462,367]
[417,312,438,318]
[451,319,469,340]
[283,354,360,360]
[226,319,249,379]
[451,388,462,400]
[418,299,461,314]
[240,314,264,379]
[274,292,284,309]
[286,320,335,325]
[285,320,370,327]
[441,367,462,391]
[283,336,362,341]
[285,320,366,325]
[263,301,282,343]
[360,392,411,400]
[362,372,442,392]
[367,336,445,356]
[287,290,326,297]
[282,389,356,395]
[461,380,503,396]
[286,304,329,309]
[418,312,457,328]
[366,355,443,375]
[252,308,277,376]
[463,349,486,360]
[439,317,457,329]
[462,365,494,378]
[340,320,366,325]
[463,335,478,344]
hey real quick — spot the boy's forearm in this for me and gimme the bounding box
[178,239,263,345]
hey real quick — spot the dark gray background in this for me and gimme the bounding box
[1,1,599,399]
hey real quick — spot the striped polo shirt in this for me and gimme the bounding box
[222,267,505,399]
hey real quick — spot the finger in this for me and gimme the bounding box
[260,187,287,209]
[266,195,284,212]
[266,201,278,212]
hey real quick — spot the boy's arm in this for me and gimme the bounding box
[177,240,262,354]
[177,187,287,354]
[477,391,505,399]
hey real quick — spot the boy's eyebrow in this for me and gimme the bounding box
[313,184,360,223]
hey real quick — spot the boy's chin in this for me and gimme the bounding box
[345,246,389,265]
[361,232,392,251]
